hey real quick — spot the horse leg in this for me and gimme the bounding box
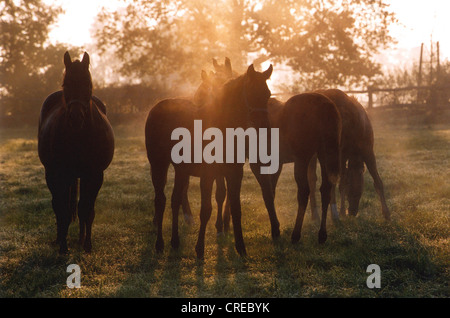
[329,152,341,221]
[250,163,280,239]
[226,166,246,256]
[330,183,339,222]
[69,178,79,222]
[181,177,194,225]
[151,161,169,253]
[215,176,226,234]
[347,156,365,217]
[223,197,231,233]
[363,150,391,220]
[46,171,72,254]
[339,156,348,217]
[270,163,283,198]
[307,154,320,222]
[171,171,189,249]
[317,154,333,244]
[78,172,103,253]
[195,175,214,259]
[291,158,310,243]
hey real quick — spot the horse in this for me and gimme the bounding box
[194,59,342,245]
[38,51,114,254]
[179,58,234,230]
[145,64,275,258]
[245,94,341,243]
[144,58,233,228]
[307,89,390,221]
[183,59,281,238]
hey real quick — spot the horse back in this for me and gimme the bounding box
[145,98,197,159]
[38,91,114,172]
[92,95,107,115]
[316,89,373,152]
[40,91,107,124]
[281,93,341,153]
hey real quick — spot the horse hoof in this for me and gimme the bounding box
[291,231,301,243]
[155,240,164,253]
[195,245,204,259]
[236,246,247,257]
[272,229,280,240]
[59,245,69,255]
[83,243,92,254]
[171,238,180,249]
[318,230,327,244]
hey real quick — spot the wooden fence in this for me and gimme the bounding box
[273,84,450,109]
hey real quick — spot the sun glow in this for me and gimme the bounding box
[45,0,123,47]
[46,0,450,69]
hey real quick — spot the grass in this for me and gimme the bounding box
[0,108,449,298]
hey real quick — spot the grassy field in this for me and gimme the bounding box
[0,107,449,298]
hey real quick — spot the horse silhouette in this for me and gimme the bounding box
[186,61,343,245]
[308,89,390,221]
[38,51,114,254]
[145,64,274,258]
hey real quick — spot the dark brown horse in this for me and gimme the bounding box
[145,58,232,228]
[256,94,342,243]
[180,58,234,229]
[145,64,275,258]
[308,89,390,221]
[38,52,114,254]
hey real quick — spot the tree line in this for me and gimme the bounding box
[0,0,419,126]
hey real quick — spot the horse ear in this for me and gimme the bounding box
[81,52,90,69]
[225,57,232,75]
[263,64,273,80]
[213,58,219,71]
[246,64,256,78]
[64,51,72,68]
[201,70,208,82]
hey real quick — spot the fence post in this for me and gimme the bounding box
[368,86,373,109]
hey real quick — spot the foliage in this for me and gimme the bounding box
[0,0,80,124]
[93,0,397,91]
[95,83,173,115]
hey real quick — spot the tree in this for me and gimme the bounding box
[0,0,78,124]
[94,0,397,92]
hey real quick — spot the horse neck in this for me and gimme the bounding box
[62,91,98,130]
[214,76,249,128]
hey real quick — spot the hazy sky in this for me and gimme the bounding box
[45,0,450,70]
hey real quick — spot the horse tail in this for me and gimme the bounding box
[69,178,78,222]
[320,98,341,185]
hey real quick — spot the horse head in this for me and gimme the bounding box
[347,162,366,216]
[242,63,273,128]
[213,57,234,83]
[62,51,93,130]
[193,70,216,107]
[193,57,236,108]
